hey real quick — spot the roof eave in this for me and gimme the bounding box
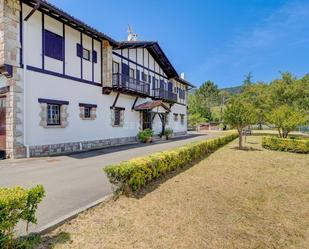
[23,0,118,47]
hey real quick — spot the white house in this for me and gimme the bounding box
[0,0,194,158]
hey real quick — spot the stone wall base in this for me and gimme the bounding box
[29,136,138,157]
[173,131,187,137]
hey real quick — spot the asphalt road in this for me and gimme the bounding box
[0,132,222,235]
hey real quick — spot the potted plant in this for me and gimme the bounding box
[163,128,173,140]
[137,129,154,143]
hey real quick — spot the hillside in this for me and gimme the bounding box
[220,85,242,95]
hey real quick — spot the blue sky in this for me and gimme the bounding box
[49,0,309,88]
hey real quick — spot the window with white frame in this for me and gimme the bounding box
[129,68,135,79]
[113,61,119,74]
[82,48,90,61]
[38,98,69,128]
[47,104,60,125]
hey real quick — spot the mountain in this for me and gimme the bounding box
[220,86,242,95]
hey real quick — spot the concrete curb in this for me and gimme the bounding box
[36,194,113,235]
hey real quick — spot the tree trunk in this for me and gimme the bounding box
[277,128,282,138]
[238,129,243,149]
[259,122,262,130]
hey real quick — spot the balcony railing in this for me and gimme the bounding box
[112,73,150,96]
[153,88,177,103]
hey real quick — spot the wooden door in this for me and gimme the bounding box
[142,111,152,130]
[0,97,6,150]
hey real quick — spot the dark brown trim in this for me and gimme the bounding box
[110,106,125,111]
[79,103,97,108]
[111,92,120,109]
[38,98,69,105]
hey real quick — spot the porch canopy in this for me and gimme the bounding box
[134,100,170,133]
[134,100,170,112]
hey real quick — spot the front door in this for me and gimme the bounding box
[0,97,6,151]
[142,111,152,130]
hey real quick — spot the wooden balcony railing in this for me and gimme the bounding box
[153,88,177,103]
[112,73,150,97]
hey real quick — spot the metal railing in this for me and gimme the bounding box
[112,73,150,96]
[153,88,177,102]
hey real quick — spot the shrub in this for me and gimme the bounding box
[163,128,173,139]
[104,133,238,193]
[137,129,154,143]
[0,185,45,248]
[262,136,309,153]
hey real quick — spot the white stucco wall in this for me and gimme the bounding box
[25,70,142,146]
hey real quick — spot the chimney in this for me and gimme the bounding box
[180,72,185,79]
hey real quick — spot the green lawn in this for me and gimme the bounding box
[41,136,309,249]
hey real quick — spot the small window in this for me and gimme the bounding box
[113,61,119,74]
[82,48,90,61]
[129,68,135,79]
[180,114,185,125]
[47,104,60,126]
[173,113,179,122]
[114,109,121,126]
[143,73,148,82]
[44,30,63,61]
[84,107,91,118]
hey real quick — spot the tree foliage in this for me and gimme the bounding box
[223,95,256,148]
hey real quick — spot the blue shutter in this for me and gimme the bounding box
[152,76,156,90]
[141,72,145,81]
[148,75,151,84]
[92,50,97,63]
[45,30,63,61]
[168,82,173,92]
[121,63,129,86]
[136,69,140,81]
[160,80,164,89]
[77,43,82,58]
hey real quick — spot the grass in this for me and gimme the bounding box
[40,136,309,249]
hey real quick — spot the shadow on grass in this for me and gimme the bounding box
[230,146,262,152]
[39,231,71,249]
[126,154,212,199]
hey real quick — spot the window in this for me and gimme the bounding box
[141,72,147,82]
[180,114,185,125]
[111,107,125,126]
[84,107,91,118]
[129,68,135,78]
[173,113,179,122]
[44,30,63,61]
[47,104,60,125]
[82,48,90,61]
[113,61,119,74]
[114,109,121,126]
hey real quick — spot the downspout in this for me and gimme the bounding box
[23,0,40,158]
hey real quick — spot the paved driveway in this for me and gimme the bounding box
[0,132,222,234]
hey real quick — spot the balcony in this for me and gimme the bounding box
[153,88,177,103]
[112,73,150,97]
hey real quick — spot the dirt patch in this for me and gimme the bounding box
[40,136,309,249]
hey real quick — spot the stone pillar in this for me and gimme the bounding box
[102,40,112,88]
[0,0,21,67]
[0,0,25,158]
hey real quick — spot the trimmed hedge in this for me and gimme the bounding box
[262,136,309,153]
[0,185,45,248]
[104,133,238,193]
